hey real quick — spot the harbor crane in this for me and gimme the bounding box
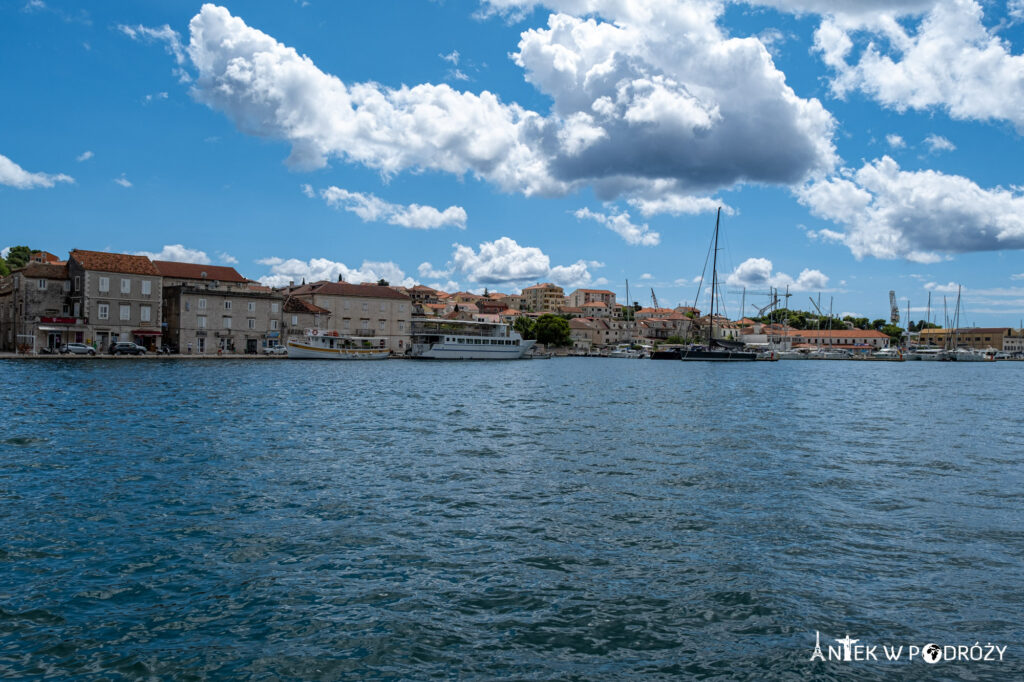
[650,288,660,310]
[889,290,900,325]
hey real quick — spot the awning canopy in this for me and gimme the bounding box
[37,326,71,331]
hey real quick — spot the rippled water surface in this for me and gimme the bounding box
[2,358,1022,680]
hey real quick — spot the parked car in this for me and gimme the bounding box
[60,343,97,356]
[262,344,288,355]
[110,342,146,356]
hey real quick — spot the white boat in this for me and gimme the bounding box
[609,344,644,358]
[950,347,995,362]
[906,347,948,361]
[408,318,535,359]
[286,329,390,360]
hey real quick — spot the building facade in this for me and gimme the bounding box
[287,280,412,353]
[67,250,164,351]
[521,283,565,312]
[0,262,78,352]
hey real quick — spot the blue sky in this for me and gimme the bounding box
[3,0,1024,325]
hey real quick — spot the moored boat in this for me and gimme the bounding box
[286,329,390,360]
[408,318,535,359]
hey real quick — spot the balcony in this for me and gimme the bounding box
[350,329,376,337]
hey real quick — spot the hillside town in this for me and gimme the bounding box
[2,248,1023,357]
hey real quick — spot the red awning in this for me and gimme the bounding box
[133,330,163,336]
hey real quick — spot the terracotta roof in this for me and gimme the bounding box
[70,249,160,276]
[522,282,561,290]
[409,285,438,293]
[291,280,411,300]
[582,301,608,307]
[15,262,68,279]
[573,288,615,294]
[284,297,330,314]
[424,303,446,309]
[153,261,248,282]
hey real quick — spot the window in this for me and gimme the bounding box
[141,280,151,296]
[74,276,80,292]
[119,304,131,321]
[248,301,256,312]
[291,315,298,325]
[198,298,207,309]
[223,316,232,329]
[37,279,47,290]
[185,301,191,312]
[197,315,207,329]
[98,276,109,293]
[224,300,232,310]
[98,303,109,320]
[344,301,350,311]
[399,304,406,313]
[398,321,405,332]
[342,319,350,330]
[361,320,369,330]
[380,302,387,312]
[361,302,368,312]
[140,305,152,323]
[270,320,279,331]
[62,303,69,315]
[121,278,131,294]
[63,281,70,292]
[379,320,386,330]
[247,318,256,329]
[271,302,280,314]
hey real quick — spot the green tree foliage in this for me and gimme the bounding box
[871,319,887,331]
[843,316,871,329]
[513,316,536,340]
[881,324,904,343]
[534,314,572,347]
[6,246,32,270]
[0,259,9,277]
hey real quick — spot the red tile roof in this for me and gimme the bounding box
[16,262,68,279]
[784,329,890,338]
[154,260,248,282]
[292,280,411,300]
[284,297,330,314]
[70,249,160,276]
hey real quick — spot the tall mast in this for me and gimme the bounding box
[709,207,720,346]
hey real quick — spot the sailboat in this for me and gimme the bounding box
[680,208,757,362]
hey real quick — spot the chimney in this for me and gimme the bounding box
[289,280,294,287]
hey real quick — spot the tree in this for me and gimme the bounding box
[534,314,571,346]
[0,259,9,277]
[881,324,904,344]
[871,318,887,331]
[483,287,489,297]
[513,315,535,340]
[377,278,389,286]
[6,246,32,270]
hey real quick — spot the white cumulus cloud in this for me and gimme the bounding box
[798,156,1024,263]
[135,244,212,264]
[573,207,659,245]
[813,0,1024,129]
[317,186,467,229]
[131,3,836,215]
[114,174,132,188]
[448,236,593,288]
[76,150,94,162]
[923,134,955,153]
[257,257,416,288]
[0,153,73,189]
[725,257,830,292]
[886,134,905,149]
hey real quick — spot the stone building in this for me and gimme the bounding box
[281,296,331,341]
[156,261,284,354]
[285,280,413,353]
[567,288,616,309]
[0,262,76,352]
[521,283,565,312]
[67,250,163,352]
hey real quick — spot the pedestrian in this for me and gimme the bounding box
[187,342,192,354]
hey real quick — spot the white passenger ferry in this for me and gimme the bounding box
[286,329,390,360]
[408,318,535,360]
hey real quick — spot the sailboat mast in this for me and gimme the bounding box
[709,207,720,346]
